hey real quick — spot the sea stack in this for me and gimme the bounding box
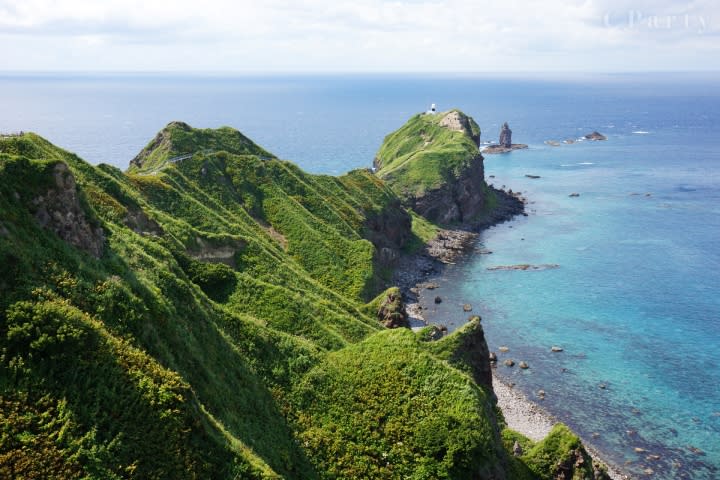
[499,122,512,147]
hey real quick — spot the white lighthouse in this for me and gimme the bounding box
[427,103,437,114]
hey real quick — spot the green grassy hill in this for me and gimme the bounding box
[0,123,607,479]
[373,110,495,224]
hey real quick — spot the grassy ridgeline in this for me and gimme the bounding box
[0,123,606,479]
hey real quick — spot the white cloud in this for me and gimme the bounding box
[0,0,717,71]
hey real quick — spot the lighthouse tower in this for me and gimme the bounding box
[427,103,437,114]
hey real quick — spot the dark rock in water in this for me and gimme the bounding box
[434,296,442,304]
[463,303,472,312]
[584,131,607,141]
[598,383,607,390]
[499,122,512,147]
[551,346,564,352]
[504,359,515,367]
[569,193,580,197]
[32,163,105,258]
[525,174,541,179]
[519,361,529,369]
[513,441,523,457]
[487,263,560,271]
[687,446,705,456]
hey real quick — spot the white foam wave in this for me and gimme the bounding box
[632,130,650,134]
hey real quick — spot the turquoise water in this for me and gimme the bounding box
[423,135,720,478]
[1,73,719,478]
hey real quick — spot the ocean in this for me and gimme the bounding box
[1,72,718,479]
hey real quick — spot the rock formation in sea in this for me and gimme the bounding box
[499,122,512,147]
[584,131,607,141]
[483,122,529,154]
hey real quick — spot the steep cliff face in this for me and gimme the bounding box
[374,109,488,225]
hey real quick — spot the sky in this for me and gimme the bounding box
[0,0,718,72]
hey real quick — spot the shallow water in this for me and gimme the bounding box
[2,72,719,479]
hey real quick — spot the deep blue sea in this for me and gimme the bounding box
[1,73,718,479]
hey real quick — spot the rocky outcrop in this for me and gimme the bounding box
[482,122,528,154]
[449,317,493,390]
[374,110,490,226]
[32,163,105,258]
[406,152,486,224]
[553,447,611,480]
[124,208,163,236]
[364,198,412,266]
[439,110,481,145]
[499,122,512,147]
[584,131,607,141]
[187,236,245,268]
[376,288,409,328]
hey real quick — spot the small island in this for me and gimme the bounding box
[584,131,608,141]
[483,122,529,154]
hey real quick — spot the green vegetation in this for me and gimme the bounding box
[1,122,604,479]
[374,110,481,201]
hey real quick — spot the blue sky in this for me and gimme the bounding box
[0,0,717,72]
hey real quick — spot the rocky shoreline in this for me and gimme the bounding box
[393,186,525,328]
[393,185,630,480]
[493,373,628,480]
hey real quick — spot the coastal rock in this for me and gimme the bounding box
[463,304,473,312]
[434,296,442,304]
[584,131,607,141]
[519,361,529,369]
[504,359,515,367]
[374,110,489,225]
[364,198,412,266]
[551,346,564,352]
[32,163,105,258]
[376,287,410,329]
[499,346,509,352]
[446,317,493,389]
[499,122,512,147]
[553,447,611,480]
[525,174,541,179]
[489,352,497,363]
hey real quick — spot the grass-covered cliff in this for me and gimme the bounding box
[0,121,605,479]
[374,110,495,224]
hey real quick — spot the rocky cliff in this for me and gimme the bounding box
[374,109,490,225]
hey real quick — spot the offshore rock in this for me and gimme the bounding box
[32,163,105,258]
[499,122,512,147]
[584,131,607,141]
